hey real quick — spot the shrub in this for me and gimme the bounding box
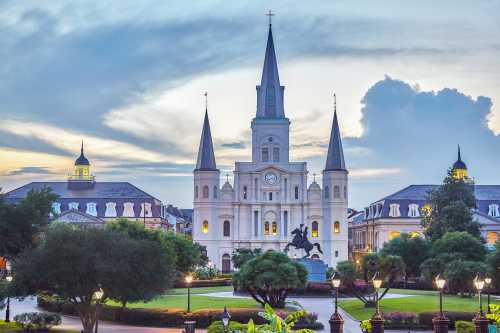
[456,321,475,333]
[193,266,218,280]
[14,312,62,331]
[175,278,232,288]
[207,321,271,333]
[383,311,419,329]
[418,312,475,328]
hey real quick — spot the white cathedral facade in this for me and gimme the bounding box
[193,24,349,271]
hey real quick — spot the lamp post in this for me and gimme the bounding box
[473,275,488,333]
[93,288,104,333]
[221,306,231,333]
[370,272,384,333]
[185,275,193,313]
[5,275,12,323]
[329,273,344,333]
[432,275,449,333]
[485,277,492,314]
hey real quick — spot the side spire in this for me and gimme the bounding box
[325,93,346,171]
[256,12,285,119]
[457,145,462,161]
[195,93,218,171]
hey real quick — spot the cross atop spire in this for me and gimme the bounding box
[255,16,285,119]
[266,10,275,26]
[204,92,208,112]
[324,93,346,172]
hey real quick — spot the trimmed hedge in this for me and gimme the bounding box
[418,311,475,329]
[175,279,232,288]
[456,321,475,333]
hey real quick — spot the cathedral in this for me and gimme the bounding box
[192,23,349,271]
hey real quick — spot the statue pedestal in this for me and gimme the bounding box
[294,258,327,282]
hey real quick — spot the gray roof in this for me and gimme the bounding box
[195,110,217,171]
[324,110,346,171]
[256,24,285,119]
[5,181,157,200]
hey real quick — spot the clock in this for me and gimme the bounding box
[264,172,278,185]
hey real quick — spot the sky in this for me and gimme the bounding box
[1,1,500,209]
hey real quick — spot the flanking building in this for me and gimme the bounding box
[4,144,169,230]
[192,23,349,271]
[349,148,500,263]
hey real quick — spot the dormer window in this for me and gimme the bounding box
[86,202,98,216]
[52,202,61,215]
[408,204,420,217]
[488,204,500,217]
[140,202,152,217]
[389,204,401,217]
[123,202,135,217]
[68,202,79,210]
[105,202,117,217]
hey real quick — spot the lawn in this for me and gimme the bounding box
[166,285,233,295]
[107,289,259,311]
[339,294,498,320]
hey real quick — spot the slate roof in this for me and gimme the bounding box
[256,24,285,119]
[75,142,90,166]
[324,108,346,171]
[195,111,218,171]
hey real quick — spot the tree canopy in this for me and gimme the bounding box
[13,224,174,333]
[233,250,307,308]
[231,248,262,269]
[380,233,431,278]
[0,187,57,259]
[422,169,480,241]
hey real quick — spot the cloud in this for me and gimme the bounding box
[349,168,403,179]
[220,142,246,149]
[5,166,54,176]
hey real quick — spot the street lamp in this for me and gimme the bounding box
[93,288,104,333]
[485,277,492,314]
[372,272,383,317]
[331,273,341,315]
[185,275,193,313]
[5,275,12,323]
[435,274,446,318]
[221,306,231,332]
[473,275,485,316]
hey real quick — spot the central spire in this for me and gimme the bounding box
[256,16,285,119]
[195,94,218,171]
[325,94,346,171]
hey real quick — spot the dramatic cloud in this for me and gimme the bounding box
[5,167,54,176]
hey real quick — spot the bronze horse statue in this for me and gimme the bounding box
[284,224,323,258]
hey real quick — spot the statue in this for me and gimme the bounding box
[284,224,323,258]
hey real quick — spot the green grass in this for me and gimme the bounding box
[107,294,259,311]
[166,285,233,295]
[339,294,498,320]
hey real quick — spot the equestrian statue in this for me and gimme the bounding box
[284,224,323,258]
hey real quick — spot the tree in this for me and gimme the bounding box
[0,187,57,259]
[488,240,500,289]
[13,224,173,333]
[422,169,481,241]
[444,260,488,296]
[106,218,205,277]
[233,250,307,308]
[432,231,486,262]
[380,233,431,278]
[232,248,262,269]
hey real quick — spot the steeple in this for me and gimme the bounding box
[256,19,285,119]
[452,145,468,180]
[324,94,346,171]
[195,100,218,171]
[75,141,90,166]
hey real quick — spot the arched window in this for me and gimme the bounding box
[273,147,280,162]
[344,186,347,199]
[223,220,230,237]
[86,202,98,216]
[195,186,199,199]
[272,221,277,235]
[105,202,117,217]
[324,186,329,199]
[222,254,231,273]
[123,202,135,217]
[243,186,248,200]
[488,204,500,217]
[254,179,258,199]
[389,204,401,217]
[264,221,270,235]
[487,232,498,245]
[408,204,420,217]
[203,185,209,198]
[312,221,319,237]
[262,147,269,162]
[333,221,340,233]
[202,220,209,234]
[284,178,288,200]
[389,231,401,240]
[294,186,299,200]
[333,186,340,198]
[269,192,273,201]
[52,202,61,215]
[213,186,218,199]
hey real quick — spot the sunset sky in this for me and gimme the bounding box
[1,1,499,209]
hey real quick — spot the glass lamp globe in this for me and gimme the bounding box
[474,276,484,291]
[435,275,446,290]
[331,273,341,288]
[485,277,492,285]
[372,272,382,289]
[6,276,13,282]
[94,289,104,300]
[185,275,193,284]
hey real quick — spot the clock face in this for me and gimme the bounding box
[265,172,278,185]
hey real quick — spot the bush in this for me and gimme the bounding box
[418,312,475,328]
[14,312,61,331]
[175,278,232,288]
[207,321,271,333]
[456,321,475,333]
[193,266,218,280]
[383,311,420,329]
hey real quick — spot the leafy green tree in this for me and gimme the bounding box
[335,261,356,286]
[361,253,381,281]
[422,170,480,241]
[233,250,307,308]
[432,231,486,262]
[488,240,500,289]
[12,224,173,333]
[444,259,488,296]
[232,248,262,269]
[380,233,431,278]
[0,187,57,259]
